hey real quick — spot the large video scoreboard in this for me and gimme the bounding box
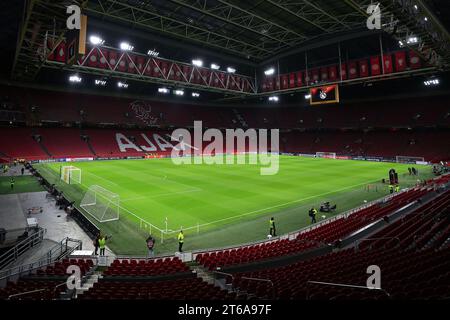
[310,85,340,105]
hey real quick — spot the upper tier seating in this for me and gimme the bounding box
[1,127,448,162]
[1,85,449,129]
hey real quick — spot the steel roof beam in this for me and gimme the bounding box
[86,0,272,60]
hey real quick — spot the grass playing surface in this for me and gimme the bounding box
[34,156,431,255]
[0,176,45,194]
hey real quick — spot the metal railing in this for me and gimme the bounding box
[355,237,401,250]
[7,281,67,300]
[0,237,82,283]
[306,280,391,300]
[0,227,45,270]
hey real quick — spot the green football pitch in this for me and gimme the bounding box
[34,156,431,256]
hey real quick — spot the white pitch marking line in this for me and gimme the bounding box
[84,171,119,186]
[122,189,202,202]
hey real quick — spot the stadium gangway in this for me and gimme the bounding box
[305,281,391,300]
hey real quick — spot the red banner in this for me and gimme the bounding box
[311,69,320,83]
[328,66,337,81]
[348,61,358,79]
[117,54,127,72]
[340,63,347,80]
[296,71,303,87]
[370,56,381,76]
[281,75,289,89]
[127,54,137,74]
[383,54,393,74]
[289,73,296,88]
[107,51,118,69]
[218,72,226,88]
[153,59,163,78]
[409,50,422,69]
[174,64,182,81]
[98,48,109,69]
[87,47,99,67]
[395,51,407,72]
[182,65,191,82]
[320,68,328,81]
[359,59,369,77]
[54,42,66,62]
[135,56,146,74]
[262,80,268,92]
[304,71,311,85]
[160,61,169,78]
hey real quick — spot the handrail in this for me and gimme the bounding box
[240,276,274,287]
[213,271,234,282]
[0,237,83,281]
[305,280,391,300]
[355,237,401,250]
[0,227,45,270]
[7,281,67,300]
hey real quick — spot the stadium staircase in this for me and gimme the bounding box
[35,136,52,158]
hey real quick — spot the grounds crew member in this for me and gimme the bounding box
[389,184,394,194]
[269,217,276,237]
[98,234,108,256]
[309,207,317,224]
[146,235,155,258]
[178,230,184,252]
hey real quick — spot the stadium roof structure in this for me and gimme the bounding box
[6,0,450,98]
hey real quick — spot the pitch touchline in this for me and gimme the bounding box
[179,180,378,232]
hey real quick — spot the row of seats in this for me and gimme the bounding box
[104,257,190,276]
[195,188,430,270]
[78,277,242,300]
[36,258,94,276]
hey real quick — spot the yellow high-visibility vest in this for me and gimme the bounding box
[98,237,106,248]
[178,233,184,243]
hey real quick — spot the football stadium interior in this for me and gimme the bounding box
[0,0,449,305]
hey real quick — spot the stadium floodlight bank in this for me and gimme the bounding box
[60,166,81,184]
[396,156,426,164]
[316,152,337,159]
[80,185,120,222]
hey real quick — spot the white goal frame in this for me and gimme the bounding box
[60,166,81,184]
[395,156,425,164]
[80,185,120,222]
[316,152,337,159]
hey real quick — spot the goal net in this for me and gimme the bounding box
[395,156,426,164]
[61,166,81,184]
[80,185,120,222]
[316,152,336,159]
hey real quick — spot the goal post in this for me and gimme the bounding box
[395,156,426,164]
[60,166,81,184]
[316,152,336,159]
[80,185,120,222]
